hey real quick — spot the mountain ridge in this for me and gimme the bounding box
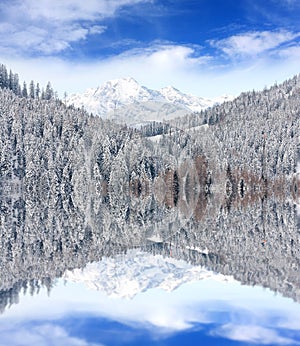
[66,77,234,123]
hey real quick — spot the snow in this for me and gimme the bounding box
[186,124,209,133]
[185,246,209,255]
[160,85,218,112]
[147,235,164,243]
[66,77,234,124]
[148,134,164,143]
[63,249,235,299]
[106,100,190,124]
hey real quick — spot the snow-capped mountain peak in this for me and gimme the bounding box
[66,78,234,124]
[159,85,215,112]
[88,77,158,104]
[160,85,181,95]
[95,77,148,99]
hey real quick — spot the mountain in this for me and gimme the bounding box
[159,85,232,112]
[0,64,300,310]
[63,249,235,299]
[66,77,233,124]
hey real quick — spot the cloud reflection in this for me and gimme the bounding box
[1,255,300,345]
[212,324,300,345]
[0,323,104,346]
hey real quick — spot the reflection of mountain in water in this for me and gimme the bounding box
[64,249,236,299]
[0,75,300,313]
[1,165,299,313]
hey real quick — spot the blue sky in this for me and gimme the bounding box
[1,0,300,97]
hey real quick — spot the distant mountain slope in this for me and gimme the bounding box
[105,100,191,124]
[159,85,232,112]
[67,77,233,123]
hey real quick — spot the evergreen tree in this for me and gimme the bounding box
[45,82,53,100]
[35,82,40,99]
[29,80,35,99]
[22,82,28,98]
[8,69,13,90]
[0,64,8,89]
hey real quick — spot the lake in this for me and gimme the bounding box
[1,172,300,346]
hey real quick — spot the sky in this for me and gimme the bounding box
[1,0,300,98]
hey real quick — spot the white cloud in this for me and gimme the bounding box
[0,0,150,55]
[118,43,210,71]
[212,324,300,345]
[1,270,300,343]
[0,22,90,55]
[4,37,300,101]
[211,30,300,57]
[1,43,213,96]
[1,0,300,99]
[89,25,107,35]
[0,323,103,346]
[18,0,150,22]
[0,277,224,336]
[278,44,300,58]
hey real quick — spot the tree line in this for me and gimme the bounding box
[0,63,55,100]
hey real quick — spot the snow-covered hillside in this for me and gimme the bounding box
[67,77,233,123]
[63,249,235,299]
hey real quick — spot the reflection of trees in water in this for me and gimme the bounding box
[149,198,300,302]
[0,158,299,314]
[0,278,53,315]
[1,75,300,313]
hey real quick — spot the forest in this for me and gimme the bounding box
[0,63,300,313]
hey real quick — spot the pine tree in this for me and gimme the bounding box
[0,64,8,89]
[22,82,28,98]
[29,80,35,99]
[35,83,40,99]
[8,69,13,90]
[45,82,53,100]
